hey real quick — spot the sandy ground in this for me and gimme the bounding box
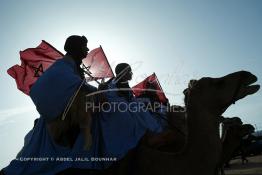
[225,154,262,175]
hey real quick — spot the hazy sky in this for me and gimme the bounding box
[0,0,261,168]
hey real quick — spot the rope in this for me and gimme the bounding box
[61,78,87,120]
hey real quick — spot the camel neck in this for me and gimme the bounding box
[185,100,221,165]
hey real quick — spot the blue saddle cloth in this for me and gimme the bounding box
[3,60,166,175]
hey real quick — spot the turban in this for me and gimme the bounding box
[64,35,87,55]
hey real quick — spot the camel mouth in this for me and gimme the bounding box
[236,74,260,99]
[244,84,260,95]
[243,74,260,94]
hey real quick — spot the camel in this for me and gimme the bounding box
[221,116,243,142]
[55,71,259,175]
[127,71,260,175]
[59,71,258,175]
[219,120,255,175]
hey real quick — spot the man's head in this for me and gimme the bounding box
[64,35,89,62]
[115,63,133,81]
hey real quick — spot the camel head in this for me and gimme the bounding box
[222,117,243,126]
[228,124,255,139]
[185,71,260,115]
[240,124,255,136]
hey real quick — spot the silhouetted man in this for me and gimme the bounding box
[1,35,97,175]
[114,63,133,101]
[64,35,89,79]
[98,63,133,102]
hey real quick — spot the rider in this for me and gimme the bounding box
[114,63,133,101]
[98,63,133,102]
[1,35,97,175]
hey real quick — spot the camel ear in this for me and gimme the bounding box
[218,116,225,123]
[188,80,198,89]
[183,89,188,95]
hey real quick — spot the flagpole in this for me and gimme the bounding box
[100,45,115,77]
[82,63,101,84]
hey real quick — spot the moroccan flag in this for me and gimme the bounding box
[132,73,168,104]
[7,40,64,95]
[82,46,114,79]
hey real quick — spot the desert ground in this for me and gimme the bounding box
[225,154,262,175]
